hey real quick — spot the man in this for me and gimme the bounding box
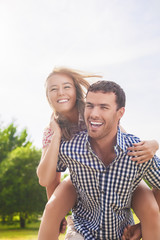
[57,81,160,239]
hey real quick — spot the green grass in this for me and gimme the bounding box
[0,214,139,240]
[0,221,65,240]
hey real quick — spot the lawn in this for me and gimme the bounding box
[0,214,139,240]
[0,221,65,240]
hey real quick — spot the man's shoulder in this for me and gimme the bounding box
[60,130,88,148]
[70,130,87,141]
[120,131,141,148]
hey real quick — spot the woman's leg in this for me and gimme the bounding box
[153,188,160,209]
[38,177,77,240]
[124,180,160,240]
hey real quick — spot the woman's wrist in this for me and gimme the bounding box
[42,127,62,148]
[42,127,54,148]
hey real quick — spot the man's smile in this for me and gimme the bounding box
[89,121,103,129]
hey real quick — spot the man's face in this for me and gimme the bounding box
[84,91,124,140]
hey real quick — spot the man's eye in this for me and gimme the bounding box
[102,107,109,110]
[86,104,93,108]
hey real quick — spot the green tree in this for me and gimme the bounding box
[0,144,47,228]
[0,123,29,163]
[0,123,47,228]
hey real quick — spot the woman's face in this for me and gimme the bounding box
[47,73,77,115]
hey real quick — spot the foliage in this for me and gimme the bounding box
[61,173,69,181]
[0,123,29,164]
[0,122,47,228]
[0,212,139,239]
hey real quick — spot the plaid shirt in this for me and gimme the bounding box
[57,128,160,240]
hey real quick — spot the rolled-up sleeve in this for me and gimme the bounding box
[143,155,160,189]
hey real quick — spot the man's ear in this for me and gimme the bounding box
[118,107,125,120]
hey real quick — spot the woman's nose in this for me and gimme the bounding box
[58,87,64,95]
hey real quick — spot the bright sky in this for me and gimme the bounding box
[0,0,160,154]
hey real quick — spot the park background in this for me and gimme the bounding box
[0,0,160,239]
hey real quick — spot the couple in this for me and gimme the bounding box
[37,67,160,240]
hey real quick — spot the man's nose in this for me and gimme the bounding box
[90,107,99,118]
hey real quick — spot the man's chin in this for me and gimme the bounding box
[88,131,100,139]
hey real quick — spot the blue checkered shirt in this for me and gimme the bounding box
[57,127,160,240]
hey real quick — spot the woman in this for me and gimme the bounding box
[37,67,160,240]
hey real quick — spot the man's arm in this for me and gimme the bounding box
[143,155,160,189]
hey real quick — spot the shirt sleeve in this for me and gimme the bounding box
[56,155,67,172]
[143,155,160,189]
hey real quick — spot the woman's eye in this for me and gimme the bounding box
[51,88,57,91]
[64,85,70,89]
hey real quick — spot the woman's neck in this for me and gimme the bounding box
[63,107,79,124]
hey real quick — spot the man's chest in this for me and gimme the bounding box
[63,150,139,199]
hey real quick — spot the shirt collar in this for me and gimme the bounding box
[84,126,127,152]
[115,126,127,152]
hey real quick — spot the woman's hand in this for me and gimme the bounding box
[127,140,159,164]
[49,113,62,138]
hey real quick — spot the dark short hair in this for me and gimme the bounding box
[87,80,126,110]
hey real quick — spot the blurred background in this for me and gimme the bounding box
[0,0,160,153]
[0,1,159,239]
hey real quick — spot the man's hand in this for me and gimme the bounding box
[121,223,142,240]
[59,218,67,234]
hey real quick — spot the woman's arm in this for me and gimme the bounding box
[120,126,159,164]
[127,140,159,164]
[46,172,61,199]
[37,116,62,187]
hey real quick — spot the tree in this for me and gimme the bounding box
[0,144,47,228]
[0,123,47,228]
[0,123,29,163]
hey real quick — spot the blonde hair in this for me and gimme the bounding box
[45,67,102,140]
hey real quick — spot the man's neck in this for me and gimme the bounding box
[90,132,117,167]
